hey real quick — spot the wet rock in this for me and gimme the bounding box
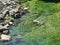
[4,24,9,28]
[24,7,28,10]
[3,30,9,34]
[10,0,16,5]
[9,6,20,14]
[0,24,9,34]
[2,2,7,5]
[0,0,16,6]
[8,21,14,25]
[0,34,11,41]
[0,25,8,31]
[2,10,9,18]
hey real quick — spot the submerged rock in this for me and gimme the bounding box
[33,20,43,26]
[2,10,9,17]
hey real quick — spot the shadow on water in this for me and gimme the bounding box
[41,0,60,3]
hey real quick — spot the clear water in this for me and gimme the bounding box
[0,19,30,45]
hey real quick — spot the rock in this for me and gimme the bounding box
[0,34,11,41]
[3,30,9,34]
[1,0,12,6]
[9,6,21,19]
[2,2,7,5]
[24,7,28,10]
[0,25,8,31]
[2,10,9,18]
[4,24,9,28]
[0,24,9,34]
[33,20,43,26]
[10,0,16,5]
[33,20,40,23]
[9,22,14,25]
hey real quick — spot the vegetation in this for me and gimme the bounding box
[15,0,60,45]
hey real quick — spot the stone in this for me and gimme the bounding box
[0,25,8,30]
[10,1,16,5]
[9,22,14,25]
[24,7,28,10]
[4,24,9,28]
[0,0,28,19]
[6,6,13,10]
[33,20,43,26]
[9,6,19,14]
[0,34,11,41]
[33,20,39,23]
[2,10,9,18]
[3,30,9,34]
